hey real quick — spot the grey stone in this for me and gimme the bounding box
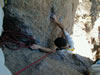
[2,0,94,75]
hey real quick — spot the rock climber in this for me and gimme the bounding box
[31,14,74,53]
[0,0,12,75]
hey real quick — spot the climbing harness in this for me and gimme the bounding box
[14,51,54,75]
[67,48,74,51]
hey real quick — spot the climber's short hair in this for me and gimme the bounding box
[54,37,67,48]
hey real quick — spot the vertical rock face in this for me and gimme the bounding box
[72,0,100,60]
[72,0,93,59]
[4,47,92,75]
[90,0,100,26]
[4,0,78,48]
[2,0,94,75]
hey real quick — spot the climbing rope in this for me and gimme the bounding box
[0,24,55,75]
[14,52,53,75]
[0,30,35,50]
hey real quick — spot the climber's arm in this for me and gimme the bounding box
[51,15,74,49]
[31,44,56,53]
[64,31,74,49]
[55,21,74,49]
[51,15,64,31]
[51,15,70,38]
[39,46,55,53]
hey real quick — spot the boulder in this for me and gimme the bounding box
[4,47,92,75]
[4,0,78,47]
[2,0,93,75]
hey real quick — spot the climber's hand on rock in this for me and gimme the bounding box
[50,14,57,23]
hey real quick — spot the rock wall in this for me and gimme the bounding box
[90,0,100,26]
[4,47,92,75]
[72,0,100,60]
[4,0,78,48]
[72,0,93,59]
[1,0,94,75]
